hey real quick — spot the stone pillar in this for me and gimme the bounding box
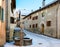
[5,0,10,42]
[20,22,24,46]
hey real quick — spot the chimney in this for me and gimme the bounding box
[39,7,41,9]
[31,9,33,12]
[42,0,45,7]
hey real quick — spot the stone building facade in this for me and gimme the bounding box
[9,0,16,41]
[23,1,60,38]
[0,0,6,46]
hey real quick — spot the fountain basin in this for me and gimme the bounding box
[14,37,32,46]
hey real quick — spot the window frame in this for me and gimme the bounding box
[46,21,51,27]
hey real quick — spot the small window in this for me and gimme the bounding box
[10,17,14,24]
[32,24,35,28]
[32,16,38,20]
[47,21,51,26]
[36,16,38,19]
[30,16,31,19]
[42,12,44,17]
[36,24,38,28]
[30,25,31,28]
[32,17,34,20]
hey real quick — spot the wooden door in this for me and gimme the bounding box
[41,24,44,34]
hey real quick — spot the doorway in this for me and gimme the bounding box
[41,24,44,34]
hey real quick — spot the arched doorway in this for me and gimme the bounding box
[41,24,44,34]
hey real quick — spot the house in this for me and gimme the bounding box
[9,0,16,41]
[23,0,60,38]
[0,0,16,43]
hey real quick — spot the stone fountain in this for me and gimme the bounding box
[13,11,32,46]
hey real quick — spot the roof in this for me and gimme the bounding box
[22,15,27,16]
[23,0,58,19]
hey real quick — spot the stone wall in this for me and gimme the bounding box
[24,3,60,38]
[9,24,16,41]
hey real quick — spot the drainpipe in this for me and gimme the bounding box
[56,1,59,38]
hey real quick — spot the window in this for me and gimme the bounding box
[32,17,34,20]
[47,21,51,26]
[42,12,44,17]
[32,24,35,28]
[30,25,31,28]
[30,16,31,19]
[36,16,38,19]
[32,16,38,20]
[10,17,14,23]
[2,8,4,21]
[36,24,38,28]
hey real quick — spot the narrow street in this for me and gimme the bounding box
[1,0,60,47]
[4,30,60,47]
